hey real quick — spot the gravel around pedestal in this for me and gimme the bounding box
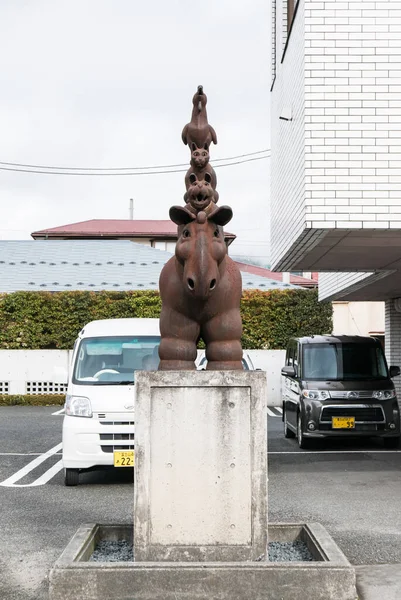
[90,540,133,562]
[268,541,314,562]
[89,540,315,562]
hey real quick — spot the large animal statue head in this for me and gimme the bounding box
[169,205,233,300]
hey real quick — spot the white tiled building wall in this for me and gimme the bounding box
[305,0,401,230]
[271,0,306,267]
[271,0,401,267]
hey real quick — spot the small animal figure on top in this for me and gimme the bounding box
[182,85,217,150]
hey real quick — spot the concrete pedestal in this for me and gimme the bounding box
[134,371,268,562]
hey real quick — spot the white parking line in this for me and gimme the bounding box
[0,453,43,456]
[267,407,282,417]
[52,407,65,415]
[0,442,63,487]
[28,460,63,486]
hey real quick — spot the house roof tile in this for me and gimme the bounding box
[0,241,302,293]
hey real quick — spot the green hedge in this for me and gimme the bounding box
[0,394,65,406]
[0,289,331,351]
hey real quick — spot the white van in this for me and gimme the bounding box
[62,318,160,486]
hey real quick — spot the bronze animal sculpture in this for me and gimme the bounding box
[158,206,243,370]
[181,86,217,150]
[158,85,243,370]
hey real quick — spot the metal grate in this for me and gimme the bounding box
[330,391,374,399]
[100,433,135,441]
[321,406,385,423]
[99,421,135,426]
[26,381,68,395]
[0,381,10,395]
[101,445,135,453]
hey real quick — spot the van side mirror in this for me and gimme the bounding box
[281,366,296,378]
[389,366,401,378]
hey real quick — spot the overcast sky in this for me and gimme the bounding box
[0,1,271,264]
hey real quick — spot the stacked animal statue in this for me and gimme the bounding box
[158,86,243,370]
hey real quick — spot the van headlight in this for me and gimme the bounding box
[372,390,396,400]
[302,390,330,400]
[65,395,93,418]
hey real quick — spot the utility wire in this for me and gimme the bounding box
[0,154,269,176]
[0,149,270,172]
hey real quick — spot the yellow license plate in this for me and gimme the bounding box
[114,451,135,467]
[332,417,355,429]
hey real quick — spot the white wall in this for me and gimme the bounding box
[332,301,384,336]
[153,241,176,253]
[0,349,286,406]
[246,350,286,406]
[0,350,73,395]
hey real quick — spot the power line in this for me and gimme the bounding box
[0,149,270,172]
[0,154,270,176]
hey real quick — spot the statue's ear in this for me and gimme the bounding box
[191,143,197,152]
[189,173,197,184]
[208,205,233,226]
[204,172,212,184]
[169,206,196,225]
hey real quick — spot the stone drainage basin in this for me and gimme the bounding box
[49,523,357,600]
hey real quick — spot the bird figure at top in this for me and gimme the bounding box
[181,85,217,151]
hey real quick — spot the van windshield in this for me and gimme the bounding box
[72,336,160,385]
[302,343,388,381]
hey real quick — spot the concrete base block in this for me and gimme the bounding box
[134,371,268,561]
[49,523,357,600]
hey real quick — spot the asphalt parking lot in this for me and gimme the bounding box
[0,405,401,600]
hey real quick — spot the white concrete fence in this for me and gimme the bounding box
[0,349,286,406]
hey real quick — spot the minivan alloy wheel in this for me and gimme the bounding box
[297,412,313,450]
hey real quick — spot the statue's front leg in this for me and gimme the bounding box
[159,307,200,370]
[202,309,243,370]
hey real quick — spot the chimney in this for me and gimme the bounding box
[129,198,134,220]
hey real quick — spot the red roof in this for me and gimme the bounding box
[234,261,318,288]
[32,219,236,242]
[32,219,179,238]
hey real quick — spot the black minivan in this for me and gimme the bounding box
[281,335,401,449]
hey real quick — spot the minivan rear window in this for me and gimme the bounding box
[302,343,388,381]
[73,336,160,385]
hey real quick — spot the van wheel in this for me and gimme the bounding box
[297,413,313,450]
[383,437,400,449]
[284,409,296,438]
[64,468,79,486]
